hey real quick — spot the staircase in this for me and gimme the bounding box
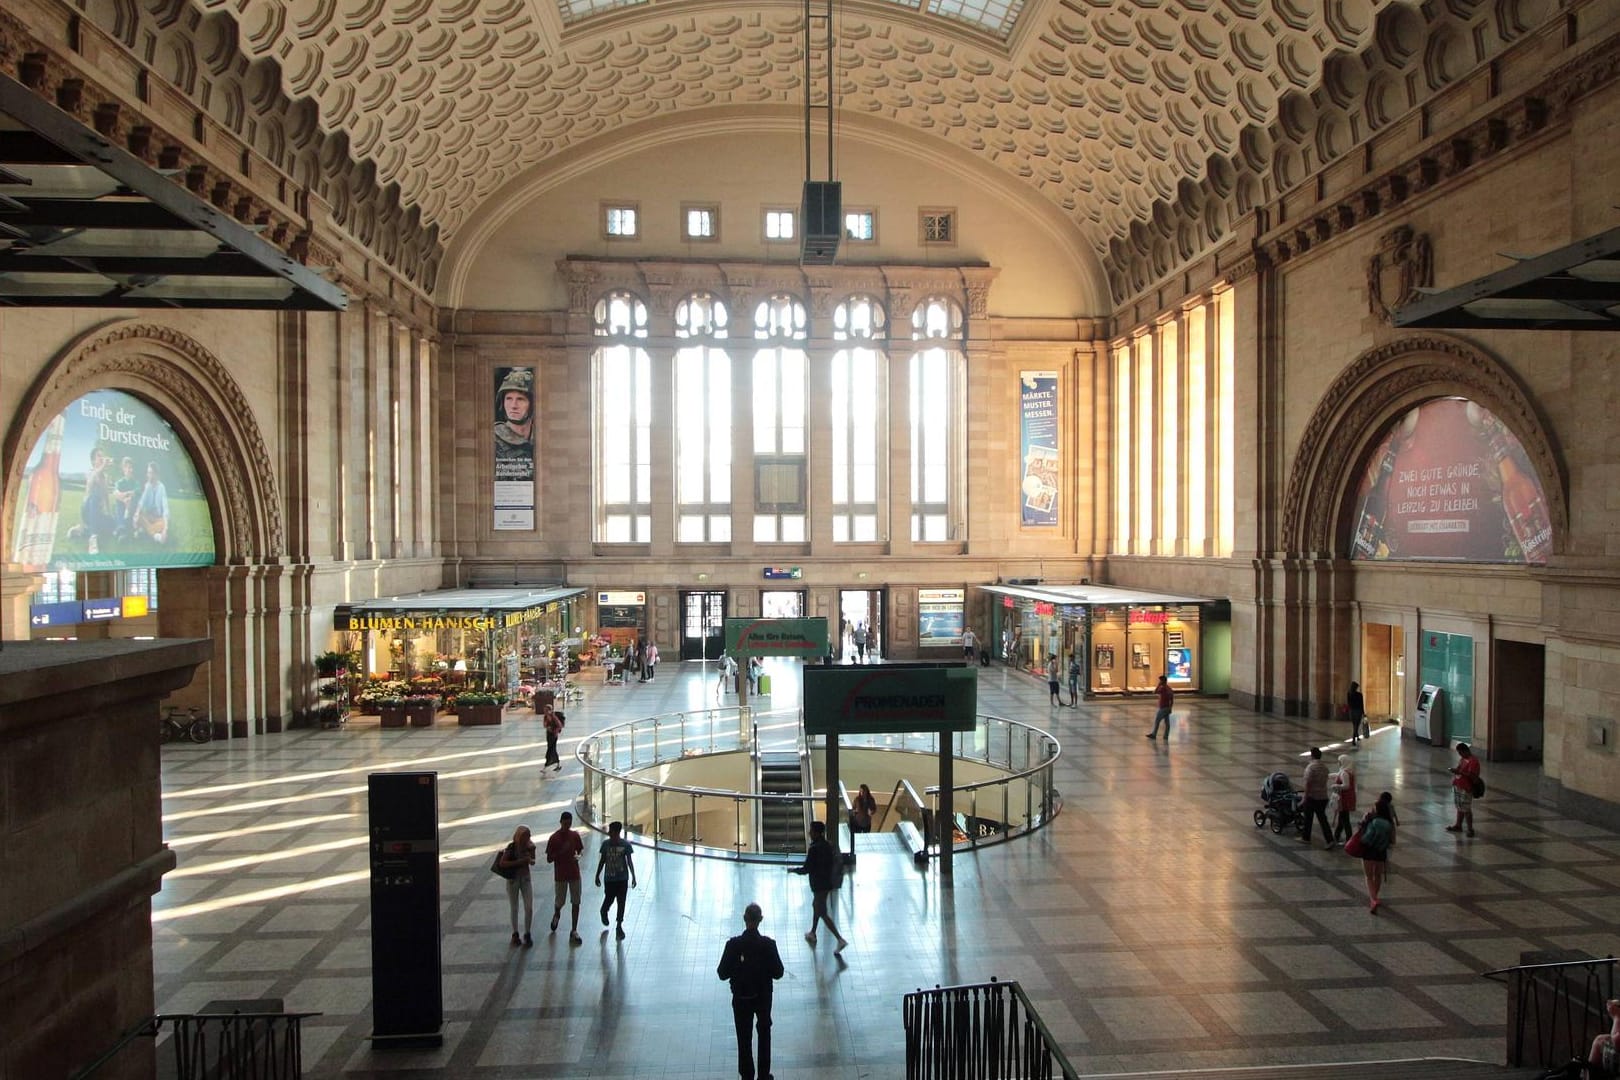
[758,753,804,854]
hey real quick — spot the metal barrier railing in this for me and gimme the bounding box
[70,1010,320,1080]
[903,978,1077,1080]
[1482,954,1616,1069]
[575,707,1061,861]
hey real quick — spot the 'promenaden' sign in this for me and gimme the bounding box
[724,617,829,657]
[802,665,977,735]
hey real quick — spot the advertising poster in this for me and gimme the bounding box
[1166,647,1192,682]
[1350,398,1551,564]
[492,366,536,530]
[918,588,966,645]
[10,390,215,572]
[1019,371,1059,526]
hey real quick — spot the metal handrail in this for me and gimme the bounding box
[903,978,1078,1080]
[577,707,1062,862]
[70,1010,321,1080]
[1480,954,1615,1068]
[1483,956,1618,980]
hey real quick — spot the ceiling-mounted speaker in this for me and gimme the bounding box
[801,180,841,264]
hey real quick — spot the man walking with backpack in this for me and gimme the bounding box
[717,902,785,1080]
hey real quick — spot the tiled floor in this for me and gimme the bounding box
[151,660,1611,1078]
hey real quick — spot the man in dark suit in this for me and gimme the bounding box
[717,902,785,1080]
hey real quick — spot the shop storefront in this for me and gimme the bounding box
[594,590,647,651]
[981,584,1220,697]
[335,586,583,698]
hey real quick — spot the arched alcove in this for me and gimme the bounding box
[3,323,284,567]
[1280,334,1566,559]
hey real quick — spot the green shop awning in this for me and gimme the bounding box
[335,587,584,633]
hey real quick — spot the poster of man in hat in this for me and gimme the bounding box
[493,366,536,529]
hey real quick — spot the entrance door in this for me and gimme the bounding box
[761,591,805,618]
[679,591,726,661]
[838,589,885,662]
[1360,622,1406,724]
[1491,639,1545,762]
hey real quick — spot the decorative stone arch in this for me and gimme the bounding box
[1280,333,1566,559]
[3,322,284,566]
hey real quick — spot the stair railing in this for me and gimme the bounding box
[70,1010,320,1080]
[1482,954,1616,1069]
[903,978,1076,1080]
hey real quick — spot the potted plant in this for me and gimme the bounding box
[455,691,507,727]
[315,701,347,729]
[359,679,408,715]
[403,693,439,727]
[314,650,350,679]
[376,696,407,728]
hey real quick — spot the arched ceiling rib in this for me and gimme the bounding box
[172,0,1544,267]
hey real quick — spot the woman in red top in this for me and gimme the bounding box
[1446,741,1480,837]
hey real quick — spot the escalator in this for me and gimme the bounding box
[758,752,805,854]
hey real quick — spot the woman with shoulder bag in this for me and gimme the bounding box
[498,825,537,946]
[1351,792,1397,914]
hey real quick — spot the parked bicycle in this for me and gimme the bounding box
[161,705,213,744]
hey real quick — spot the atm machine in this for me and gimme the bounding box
[1414,684,1444,743]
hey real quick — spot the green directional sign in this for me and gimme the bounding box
[802,664,978,735]
[724,617,829,658]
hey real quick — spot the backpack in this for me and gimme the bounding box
[727,940,770,998]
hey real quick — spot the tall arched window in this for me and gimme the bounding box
[675,293,732,542]
[594,290,652,542]
[753,294,808,543]
[909,296,964,542]
[832,296,885,542]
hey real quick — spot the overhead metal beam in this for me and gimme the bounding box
[0,72,346,311]
[1394,223,1620,331]
[0,198,196,230]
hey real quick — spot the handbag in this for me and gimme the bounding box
[491,847,516,879]
[1471,775,1485,799]
[1343,825,1368,858]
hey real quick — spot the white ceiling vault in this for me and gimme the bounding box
[183,0,1548,292]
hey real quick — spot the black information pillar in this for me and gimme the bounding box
[368,771,444,1047]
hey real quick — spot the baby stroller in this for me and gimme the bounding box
[1254,771,1307,835]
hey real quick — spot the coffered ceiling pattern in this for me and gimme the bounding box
[170,0,1545,285]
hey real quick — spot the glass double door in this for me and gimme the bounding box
[679,590,726,660]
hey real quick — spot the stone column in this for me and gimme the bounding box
[0,638,209,1080]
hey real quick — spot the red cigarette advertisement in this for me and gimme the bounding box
[1349,397,1550,565]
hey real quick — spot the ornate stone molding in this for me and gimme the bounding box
[3,323,286,565]
[1366,226,1434,324]
[2,0,441,302]
[1109,7,1620,308]
[1279,334,1566,559]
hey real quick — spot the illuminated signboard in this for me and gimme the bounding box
[919,589,966,646]
[763,567,803,580]
[597,591,646,605]
[11,390,215,572]
[1350,398,1551,564]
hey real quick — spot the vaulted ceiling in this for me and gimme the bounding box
[121,0,1553,296]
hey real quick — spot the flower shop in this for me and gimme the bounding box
[332,586,584,724]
